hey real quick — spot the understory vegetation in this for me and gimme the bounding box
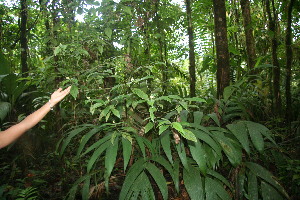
[0,0,300,199]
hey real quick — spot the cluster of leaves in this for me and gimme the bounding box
[59,72,289,200]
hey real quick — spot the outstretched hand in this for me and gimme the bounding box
[50,86,71,106]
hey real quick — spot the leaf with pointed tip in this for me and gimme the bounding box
[206,169,232,190]
[261,181,284,200]
[172,122,184,133]
[248,171,258,200]
[159,125,169,135]
[87,140,111,173]
[76,127,104,157]
[227,122,250,154]
[160,131,173,164]
[183,165,204,200]
[188,140,207,174]
[245,162,289,199]
[191,129,222,157]
[208,113,220,127]
[176,142,188,170]
[119,159,145,200]
[205,177,231,200]
[81,175,91,200]
[193,111,204,125]
[145,163,168,200]
[145,122,154,134]
[122,137,132,171]
[245,121,264,152]
[132,88,149,100]
[105,137,119,190]
[213,132,242,166]
[60,126,89,156]
[81,133,112,156]
[135,135,145,158]
[111,107,120,118]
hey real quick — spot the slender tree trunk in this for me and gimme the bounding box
[285,0,294,122]
[154,0,168,95]
[213,0,230,98]
[185,0,196,97]
[240,0,257,73]
[266,0,282,115]
[20,0,29,76]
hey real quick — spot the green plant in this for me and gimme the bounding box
[59,76,289,200]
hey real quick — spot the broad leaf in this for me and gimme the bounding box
[144,122,154,134]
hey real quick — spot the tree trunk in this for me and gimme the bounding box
[154,0,168,95]
[266,0,282,115]
[213,0,230,98]
[240,0,257,73]
[20,0,29,76]
[185,0,196,97]
[285,0,294,122]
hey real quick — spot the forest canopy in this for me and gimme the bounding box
[0,0,299,199]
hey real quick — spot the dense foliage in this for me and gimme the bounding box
[0,0,299,199]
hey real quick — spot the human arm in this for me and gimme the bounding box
[0,86,71,149]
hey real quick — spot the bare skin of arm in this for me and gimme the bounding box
[0,86,71,149]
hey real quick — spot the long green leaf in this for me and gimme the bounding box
[135,135,145,158]
[172,122,184,134]
[151,156,176,185]
[245,121,264,152]
[66,175,90,200]
[212,131,242,166]
[60,126,89,155]
[132,88,149,100]
[122,137,132,171]
[207,169,232,190]
[191,129,222,157]
[208,113,220,127]
[183,165,204,200]
[145,122,154,134]
[245,162,289,198]
[261,181,284,200]
[145,162,168,200]
[87,140,111,173]
[119,159,145,200]
[81,175,91,200]
[76,127,102,157]
[160,131,173,164]
[81,133,112,156]
[248,171,258,200]
[182,129,197,142]
[176,142,188,170]
[105,136,119,190]
[193,111,204,125]
[227,122,250,154]
[188,140,207,174]
[205,177,231,200]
